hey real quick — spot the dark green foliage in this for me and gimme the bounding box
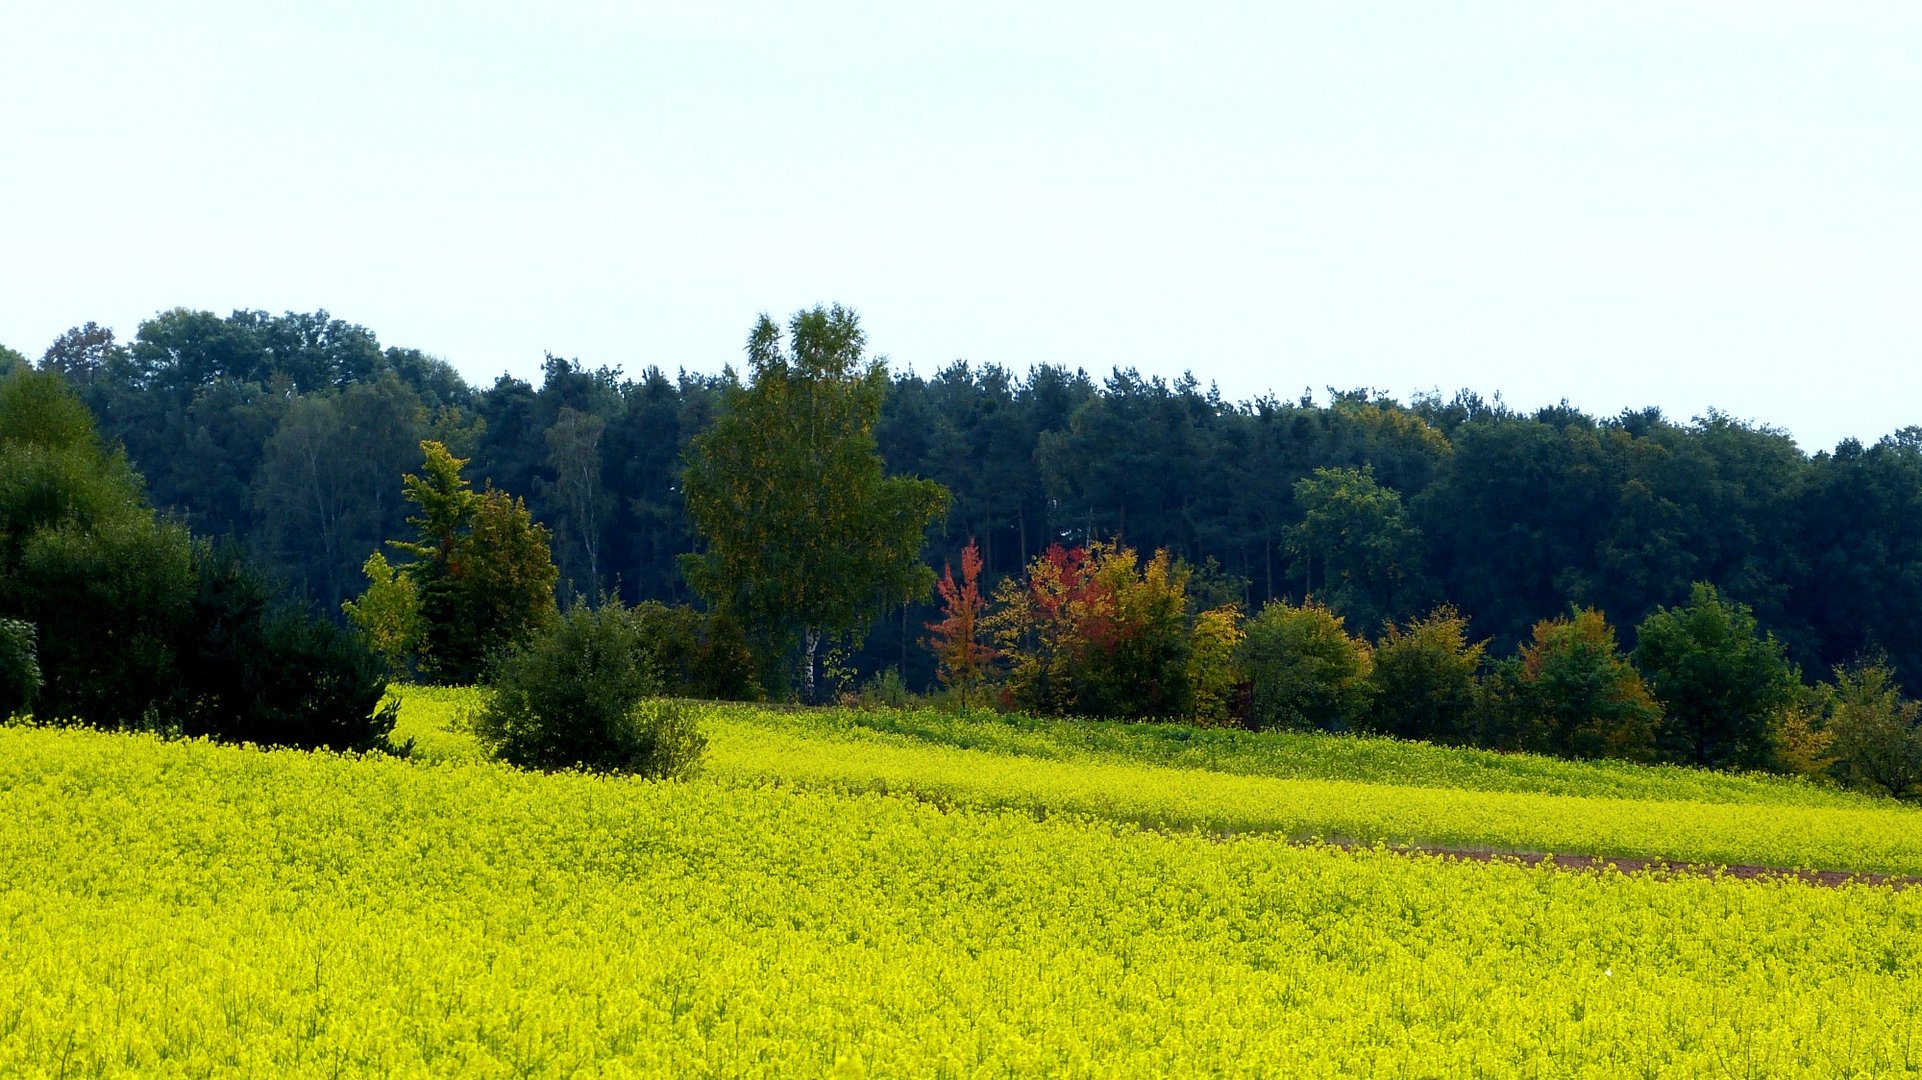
[0,618,39,716]
[1826,659,1922,798]
[0,369,195,728]
[1240,600,1372,731]
[1365,607,1485,745]
[31,307,1922,715]
[170,547,399,752]
[12,515,195,728]
[1635,583,1797,770]
[1289,465,1425,633]
[1,369,395,749]
[629,602,761,701]
[475,600,706,776]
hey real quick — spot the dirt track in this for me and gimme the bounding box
[1323,839,1919,889]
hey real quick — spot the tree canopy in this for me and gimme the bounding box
[26,305,1922,698]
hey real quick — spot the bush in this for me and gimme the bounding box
[630,601,761,701]
[850,667,912,710]
[1491,608,1660,761]
[0,618,38,716]
[1827,659,1922,798]
[1188,605,1246,727]
[171,546,400,753]
[986,543,1195,720]
[1240,600,1372,731]
[476,599,705,777]
[1366,606,1485,744]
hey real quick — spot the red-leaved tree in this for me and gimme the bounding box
[925,538,996,707]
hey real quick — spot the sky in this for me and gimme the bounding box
[2,2,1917,452]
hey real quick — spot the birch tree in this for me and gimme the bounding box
[681,306,948,702]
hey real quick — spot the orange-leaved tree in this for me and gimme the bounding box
[925,538,996,708]
[986,541,1197,720]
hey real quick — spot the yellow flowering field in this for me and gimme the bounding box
[2,695,1920,1076]
[394,689,1922,876]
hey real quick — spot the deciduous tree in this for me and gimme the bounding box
[379,440,558,683]
[681,306,948,701]
[1240,599,1373,731]
[1634,582,1797,770]
[926,538,994,707]
[1499,608,1660,761]
[1827,658,1922,798]
[1367,606,1486,745]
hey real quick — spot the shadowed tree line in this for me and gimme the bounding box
[16,308,1922,697]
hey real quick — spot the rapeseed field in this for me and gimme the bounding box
[2,694,1919,1076]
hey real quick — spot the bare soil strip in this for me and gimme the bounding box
[1321,839,1920,889]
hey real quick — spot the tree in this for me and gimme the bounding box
[1494,608,1660,761]
[0,369,195,728]
[1826,658,1922,798]
[681,306,949,701]
[925,538,995,707]
[1367,606,1486,745]
[169,545,400,753]
[984,542,1197,719]
[2,369,395,749]
[542,405,611,596]
[628,601,761,701]
[1240,600,1373,731]
[986,543,1104,716]
[254,375,423,606]
[1079,544,1195,719]
[1634,582,1797,770]
[380,440,558,683]
[1288,465,1423,632]
[39,322,125,385]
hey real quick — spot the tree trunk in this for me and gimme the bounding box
[803,628,820,705]
[1017,504,1028,569]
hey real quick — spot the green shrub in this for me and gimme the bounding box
[476,599,705,777]
[1827,659,1922,798]
[1365,606,1485,744]
[1240,600,1372,731]
[630,601,761,701]
[853,667,912,710]
[0,618,38,716]
[171,546,400,753]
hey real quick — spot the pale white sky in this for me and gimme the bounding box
[2,2,1917,451]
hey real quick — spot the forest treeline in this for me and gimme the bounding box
[6,307,1922,694]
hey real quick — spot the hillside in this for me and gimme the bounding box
[4,699,1919,1075]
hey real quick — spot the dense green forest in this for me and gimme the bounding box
[14,307,1922,694]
